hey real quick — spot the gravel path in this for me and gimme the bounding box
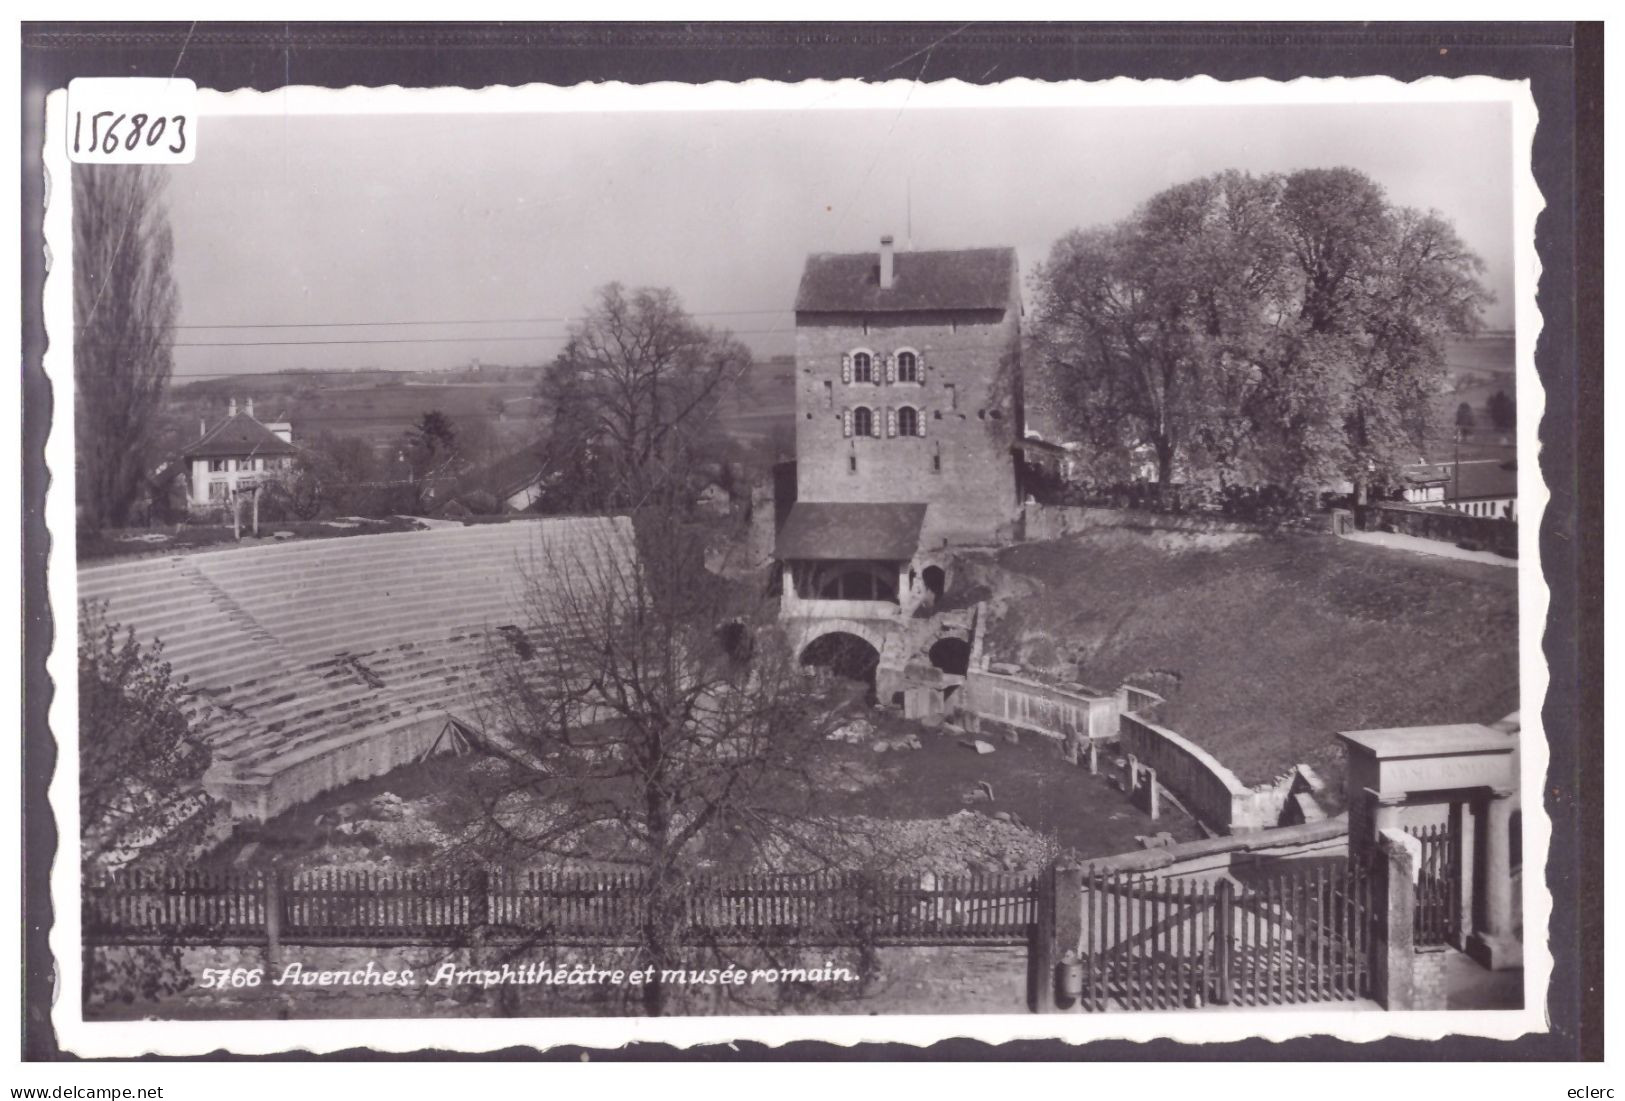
[1339,530,1517,569]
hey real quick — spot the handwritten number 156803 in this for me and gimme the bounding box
[73,110,188,156]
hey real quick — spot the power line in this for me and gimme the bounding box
[81,307,795,333]
[90,325,802,351]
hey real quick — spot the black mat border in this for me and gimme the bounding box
[20,20,1602,1062]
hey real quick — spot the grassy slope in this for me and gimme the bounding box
[984,531,1520,802]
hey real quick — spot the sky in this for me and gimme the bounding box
[156,98,1516,380]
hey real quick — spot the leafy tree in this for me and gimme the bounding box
[1486,389,1516,431]
[74,166,178,529]
[1031,167,1489,501]
[535,284,750,511]
[1032,172,1291,491]
[275,431,376,519]
[404,410,460,479]
[1270,171,1489,500]
[78,602,218,1007]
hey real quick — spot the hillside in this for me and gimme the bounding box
[162,356,796,462]
[975,527,1520,803]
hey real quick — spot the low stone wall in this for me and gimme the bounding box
[205,714,450,821]
[1022,504,1270,542]
[1364,501,1516,555]
[963,668,1119,743]
[1117,714,1295,834]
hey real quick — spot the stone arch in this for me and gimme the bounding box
[799,630,882,684]
[927,635,971,676]
[921,564,947,598]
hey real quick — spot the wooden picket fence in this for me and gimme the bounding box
[1408,823,1460,947]
[83,868,1038,949]
[1077,861,1375,1011]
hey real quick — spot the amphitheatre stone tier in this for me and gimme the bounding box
[78,518,635,820]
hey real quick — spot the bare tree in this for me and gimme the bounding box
[74,165,178,529]
[456,505,888,1015]
[537,284,750,511]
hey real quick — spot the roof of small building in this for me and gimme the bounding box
[181,413,298,460]
[1403,460,1518,501]
[776,502,928,561]
[794,246,1017,314]
[466,444,551,500]
[1335,723,1513,759]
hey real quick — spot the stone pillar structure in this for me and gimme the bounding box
[1352,788,1407,856]
[1469,787,1523,970]
[1029,864,1057,1014]
[1336,723,1520,982]
[1052,863,1084,1010]
[1449,798,1477,949]
[1372,828,1417,1010]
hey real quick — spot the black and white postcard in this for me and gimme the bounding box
[37,67,1559,1057]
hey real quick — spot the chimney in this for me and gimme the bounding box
[246,397,254,419]
[199,418,206,439]
[228,397,237,417]
[879,235,895,290]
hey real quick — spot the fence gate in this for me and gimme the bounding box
[1078,862,1375,1011]
[1408,823,1460,947]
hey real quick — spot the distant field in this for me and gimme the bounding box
[1427,332,1517,464]
[980,527,1520,800]
[718,358,795,451]
[164,357,798,460]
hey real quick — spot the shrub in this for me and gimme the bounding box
[462,489,500,516]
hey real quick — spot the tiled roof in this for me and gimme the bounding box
[1405,460,1518,501]
[794,246,1017,313]
[181,413,298,460]
[776,502,927,561]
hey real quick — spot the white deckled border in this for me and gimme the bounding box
[43,73,1549,1057]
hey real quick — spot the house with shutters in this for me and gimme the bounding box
[777,235,1024,628]
[179,398,299,510]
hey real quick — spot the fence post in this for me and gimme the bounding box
[467,869,491,981]
[263,873,283,972]
[1212,878,1233,1005]
[1371,829,1418,1010]
[1052,863,1084,1009]
[1030,864,1058,1013]
[470,868,491,928]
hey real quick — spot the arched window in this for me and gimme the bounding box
[897,406,919,437]
[853,406,874,438]
[852,351,873,383]
[896,350,919,383]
